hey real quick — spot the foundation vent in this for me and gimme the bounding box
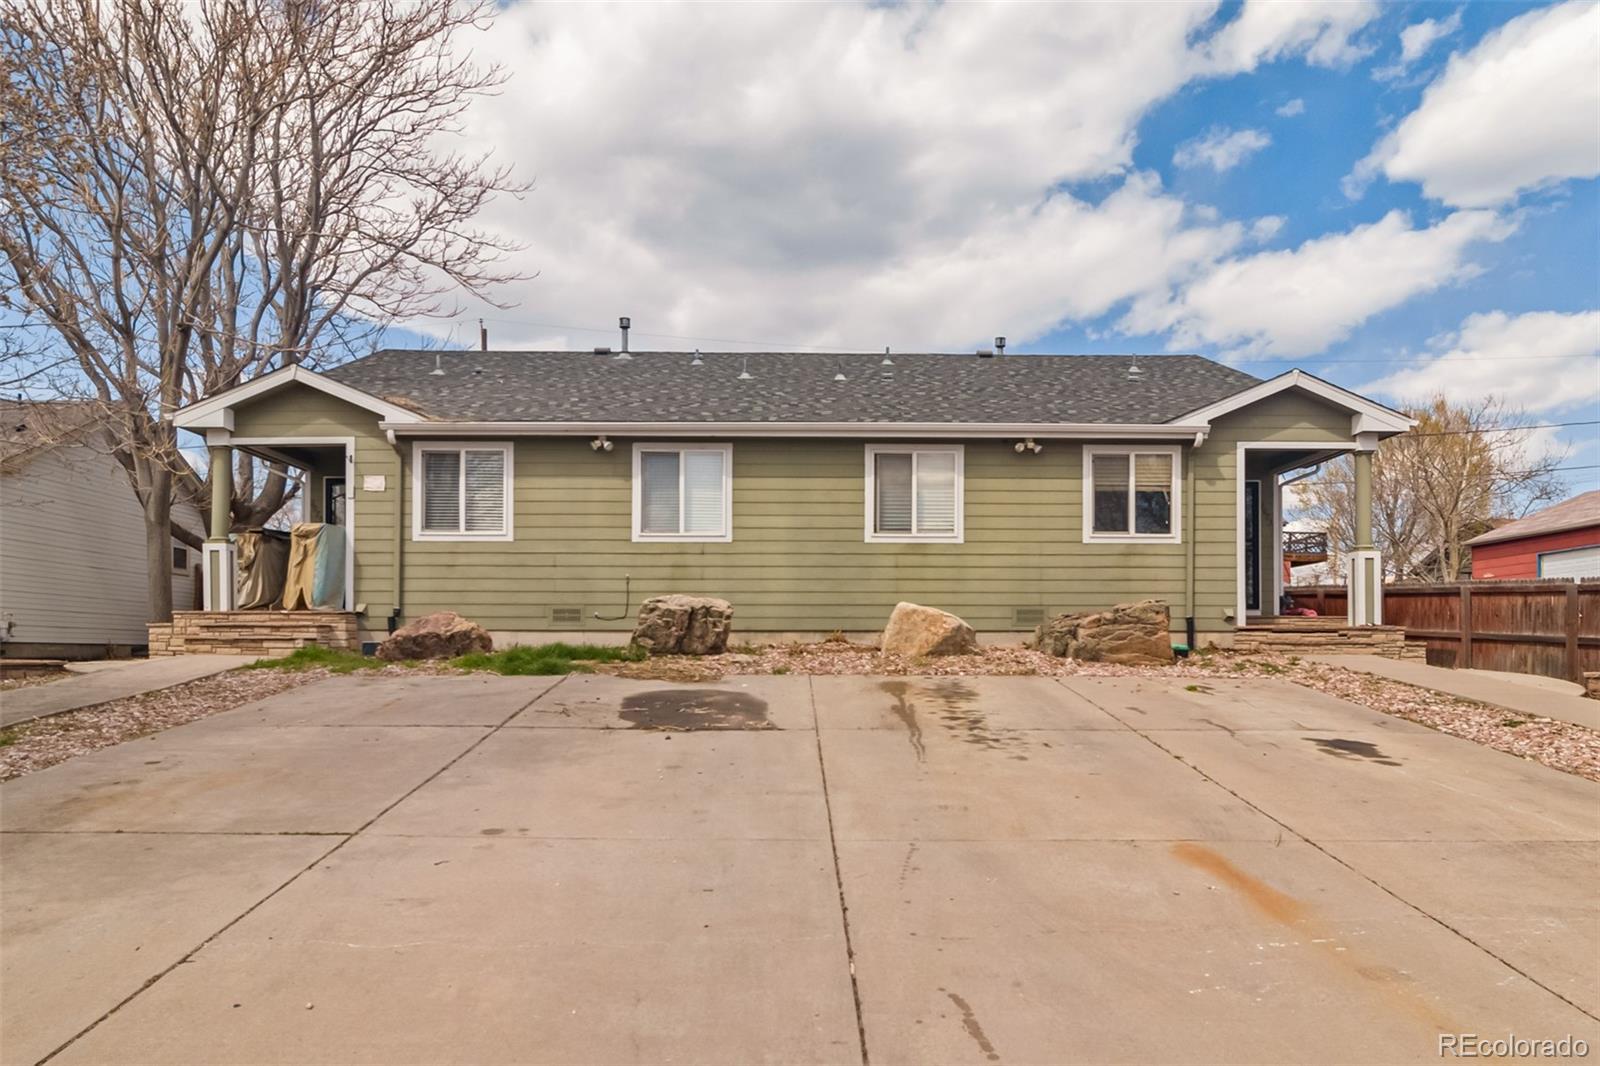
[1013,606,1045,628]
[550,606,583,627]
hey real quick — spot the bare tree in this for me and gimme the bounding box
[1,0,522,621]
[1297,395,1567,582]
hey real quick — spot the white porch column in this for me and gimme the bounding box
[1347,441,1382,626]
[202,431,235,611]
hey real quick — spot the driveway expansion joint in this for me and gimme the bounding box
[32,674,574,1066]
[809,675,872,1066]
[1053,675,1600,1025]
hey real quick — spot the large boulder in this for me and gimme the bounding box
[377,611,493,661]
[1033,600,1173,665]
[880,601,979,657]
[632,595,734,656]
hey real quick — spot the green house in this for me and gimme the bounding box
[172,348,1412,648]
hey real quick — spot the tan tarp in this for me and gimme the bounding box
[234,529,290,609]
[282,522,346,610]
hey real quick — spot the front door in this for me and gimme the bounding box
[1244,480,1261,613]
[323,476,347,526]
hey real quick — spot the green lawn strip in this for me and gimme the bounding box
[451,642,645,676]
[243,645,382,674]
[246,641,644,677]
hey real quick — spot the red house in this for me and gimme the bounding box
[1467,490,1600,581]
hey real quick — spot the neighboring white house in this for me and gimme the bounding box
[0,402,201,658]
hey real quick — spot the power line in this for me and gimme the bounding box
[1404,420,1600,437]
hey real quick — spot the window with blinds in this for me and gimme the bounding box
[634,444,731,540]
[1085,447,1178,540]
[416,445,510,538]
[868,446,963,540]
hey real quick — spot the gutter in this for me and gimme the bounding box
[386,428,405,632]
[378,420,1213,442]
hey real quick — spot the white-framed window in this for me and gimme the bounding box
[632,443,733,542]
[411,441,513,541]
[864,444,964,543]
[1082,444,1181,543]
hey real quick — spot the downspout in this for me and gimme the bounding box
[1184,440,1197,651]
[386,428,404,632]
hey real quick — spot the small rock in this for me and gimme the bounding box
[879,602,978,657]
[377,611,492,661]
[631,595,734,656]
[1033,600,1173,665]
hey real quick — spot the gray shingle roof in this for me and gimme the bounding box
[321,350,1260,425]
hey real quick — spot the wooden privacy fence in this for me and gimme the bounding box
[1288,581,1600,683]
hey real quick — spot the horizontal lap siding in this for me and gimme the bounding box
[223,382,1365,639]
[402,438,1194,633]
[1190,389,1356,631]
[229,385,399,632]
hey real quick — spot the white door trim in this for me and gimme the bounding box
[1235,441,1355,628]
[229,435,358,611]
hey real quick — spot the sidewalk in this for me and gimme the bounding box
[1306,654,1599,731]
[0,655,257,729]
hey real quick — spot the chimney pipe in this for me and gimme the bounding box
[619,316,631,353]
[995,335,1006,356]
[479,318,488,352]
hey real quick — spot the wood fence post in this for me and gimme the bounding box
[1460,585,1474,670]
[1566,583,1581,683]
[1317,587,1327,616]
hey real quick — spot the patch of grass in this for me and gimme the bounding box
[1184,683,1213,693]
[451,642,645,676]
[1499,718,1528,728]
[0,728,17,748]
[771,665,790,675]
[245,645,384,675]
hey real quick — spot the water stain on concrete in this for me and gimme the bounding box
[619,689,774,731]
[879,681,926,762]
[941,988,1001,1062]
[1171,842,1307,926]
[928,679,1027,757]
[1304,737,1402,766]
[879,679,1029,759]
[1170,843,1459,1034]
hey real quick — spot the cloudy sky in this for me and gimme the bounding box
[412,0,1599,491]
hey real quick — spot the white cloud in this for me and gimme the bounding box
[1173,127,1272,172]
[1275,98,1306,117]
[1399,10,1462,63]
[1122,210,1515,357]
[443,1,1235,350]
[407,1,1418,355]
[1249,216,1285,242]
[1372,10,1462,81]
[1365,310,1600,414]
[416,0,1388,348]
[1199,0,1378,73]
[1352,1,1600,206]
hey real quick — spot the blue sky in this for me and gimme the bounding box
[1015,1,1598,490]
[376,0,1596,494]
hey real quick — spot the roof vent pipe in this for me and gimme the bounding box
[479,318,488,352]
[995,336,1006,356]
[619,316,630,353]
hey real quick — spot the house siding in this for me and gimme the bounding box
[1,443,201,651]
[1471,526,1600,580]
[219,383,1362,640]
[229,384,399,628]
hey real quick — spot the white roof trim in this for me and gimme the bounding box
[378,419,1212,441]
[1174,369,1414,435]
[173,364,427,429]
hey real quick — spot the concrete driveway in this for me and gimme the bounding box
[2,672,1596,1065]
